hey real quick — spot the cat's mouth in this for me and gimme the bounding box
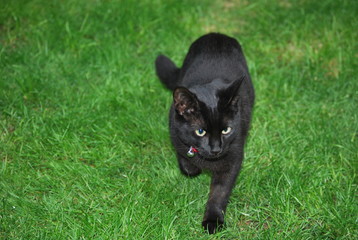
[181,138,225,160]
[203,153,225,160]
[190,146,225,160]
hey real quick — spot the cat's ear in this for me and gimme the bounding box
[220,76,245,109]
[173,87,199,117]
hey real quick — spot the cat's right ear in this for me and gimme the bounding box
[173,87,199,117]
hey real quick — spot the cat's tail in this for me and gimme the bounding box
[155,55,180,91]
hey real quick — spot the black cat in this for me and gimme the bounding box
[155,33,255,234]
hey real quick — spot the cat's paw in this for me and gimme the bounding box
[178,157,202,177]
[202,209,224,234]
[179,164,202,177]
[202,218,224,234]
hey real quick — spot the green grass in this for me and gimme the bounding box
[1,0,357,239]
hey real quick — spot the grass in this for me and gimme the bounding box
[1,0,357,239]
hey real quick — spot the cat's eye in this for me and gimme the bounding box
[222,127,232,135]
[195,128,206,137]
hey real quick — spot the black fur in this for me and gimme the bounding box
[155,33,255,234]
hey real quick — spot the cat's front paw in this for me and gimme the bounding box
[178,157,202,177]
[202,213,224,234]
[179,164,202,177]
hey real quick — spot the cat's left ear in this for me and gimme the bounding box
[173,87,199,117]
[221,75,245,109]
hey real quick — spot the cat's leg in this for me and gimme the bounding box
[176,153,202,177]
[202,164,241,234]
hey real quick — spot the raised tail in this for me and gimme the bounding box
[155,55,180,91]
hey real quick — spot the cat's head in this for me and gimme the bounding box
[173,78,244,159]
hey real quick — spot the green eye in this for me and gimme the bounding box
[195,128,206,137]
[222,127,232,135]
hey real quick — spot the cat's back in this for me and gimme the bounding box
[187,33,241,56]
[180,33,250,86]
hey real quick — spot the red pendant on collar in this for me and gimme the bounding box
[187,146,198,157]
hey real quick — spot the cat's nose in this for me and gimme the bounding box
[210,147,221,155]
[209,139,221,155]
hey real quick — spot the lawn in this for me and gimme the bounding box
[1,0,357,239]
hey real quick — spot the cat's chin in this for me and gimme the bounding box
[204,157,221,162]
[200,152,226,161]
